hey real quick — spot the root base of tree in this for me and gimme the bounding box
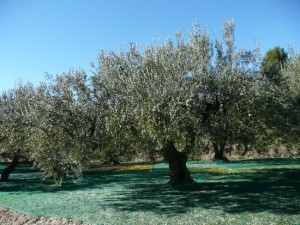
[163,140,195,186]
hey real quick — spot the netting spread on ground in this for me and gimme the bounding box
[0,158,300,225]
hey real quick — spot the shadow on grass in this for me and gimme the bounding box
[0,171,129,193]
[0,159,299,217]
[102,168,300,216]
[227,157,300,165]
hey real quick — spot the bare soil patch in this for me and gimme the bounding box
[0,206,89,225]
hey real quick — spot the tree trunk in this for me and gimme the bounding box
[213,142,229,161]
[242,143,250,156]
[162,140,195,185]
[103,157,120,166]
[1,154,19,181]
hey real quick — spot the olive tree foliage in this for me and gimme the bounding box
[0,83,39,181]
[28,70,109,185]
[92,20,266,162]
[92,34,198,161]
[92,48,153,161]
[0,83,36,160]
[281,48,300,148]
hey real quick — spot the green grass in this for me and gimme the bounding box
[0,158,299,224]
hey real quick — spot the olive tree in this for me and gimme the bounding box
[0,83,36,181]
[93,36,198,185]
[190,21,265,160]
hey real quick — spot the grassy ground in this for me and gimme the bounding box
[0,158,299,225]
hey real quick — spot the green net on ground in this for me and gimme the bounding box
[0,158,299,225]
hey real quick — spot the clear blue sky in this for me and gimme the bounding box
[0,0,299,92]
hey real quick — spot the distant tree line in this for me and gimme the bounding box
[0,21,299,185]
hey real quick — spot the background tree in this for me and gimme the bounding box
[261,46,288,86]
[281,48,300,150]
[259,47,300,155]
[190,21,265,160]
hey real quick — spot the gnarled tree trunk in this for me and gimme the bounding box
[162,140,195,185]
[1,154,19,181]
[213,142,229,161]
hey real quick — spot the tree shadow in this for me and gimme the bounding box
[227,157,300,165]
[101,167,300,216]
[0,171,135,193]
[0,163,140,193]
[1,160,299,217]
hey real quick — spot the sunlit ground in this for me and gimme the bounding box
[0,158,299,225]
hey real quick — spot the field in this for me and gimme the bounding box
[0,158,299,225]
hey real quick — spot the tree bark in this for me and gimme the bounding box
[162,140,195,185]
[1,154,19,181]
[213,142,229,161]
